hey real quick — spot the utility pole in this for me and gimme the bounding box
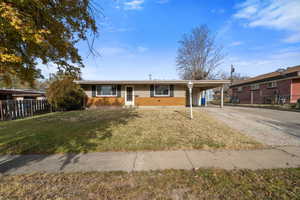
[230,64,235,85]
[229,65,235,105]
[230,65,235,85]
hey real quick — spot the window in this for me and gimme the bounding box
[96,85,117,96]
[267,81,277,88]
[154,85,170,96]
[251,83,260,90]
[237,86,243,92]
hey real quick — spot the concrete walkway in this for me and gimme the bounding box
[1,146,300,175]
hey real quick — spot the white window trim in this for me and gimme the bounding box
[237,86,243,92]
[154,85,170,97]
[251,84,260,90]
[96,85,117,97]
[267,81,277,88]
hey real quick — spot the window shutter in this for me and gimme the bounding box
[170,85,174,97]
[92,85,96,97]
[117,85,121,97]
[150,85,154,97]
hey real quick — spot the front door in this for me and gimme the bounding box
[125,86,134,106]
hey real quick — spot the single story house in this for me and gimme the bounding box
[230,65,300,104]
[0,88,46,101]
[75,80,229,108]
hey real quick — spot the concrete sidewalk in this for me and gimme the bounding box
[1,146,300,175]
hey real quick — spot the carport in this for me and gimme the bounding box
[187,80,230,108]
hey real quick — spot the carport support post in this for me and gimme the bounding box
[188,81,193,119]
[220,86,224,108]
[205,90,208,107]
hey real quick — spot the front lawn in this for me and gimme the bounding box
[0,108,262,154]
[1,168,299,199]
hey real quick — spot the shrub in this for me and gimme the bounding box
[47,76,86,111]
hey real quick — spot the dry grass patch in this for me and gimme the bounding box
[112,108,262,150]
[0,168,299,200]
[0,108,262,154]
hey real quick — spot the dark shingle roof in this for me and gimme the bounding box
[0,88,45,95]
[231,65,300,87]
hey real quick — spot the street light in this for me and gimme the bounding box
[187,80,193,119]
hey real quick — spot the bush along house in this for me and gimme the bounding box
[75,80,230,108]
[230,65,300,104]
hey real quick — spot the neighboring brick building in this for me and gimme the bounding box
[230,65,300,104]
[0,88,46,100]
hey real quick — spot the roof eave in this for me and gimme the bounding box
[75,80,230,85]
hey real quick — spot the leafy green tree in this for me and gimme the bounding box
[0,0,98,87]
[0,74,49,90]
[47,75,86,111]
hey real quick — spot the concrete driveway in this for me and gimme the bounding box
[204,106,300,146]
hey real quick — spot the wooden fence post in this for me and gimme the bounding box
[0,99,52,121]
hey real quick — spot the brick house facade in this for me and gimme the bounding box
[230,65,300,104]
[75,80,229,108]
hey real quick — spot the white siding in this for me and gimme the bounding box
[82,84,186,98]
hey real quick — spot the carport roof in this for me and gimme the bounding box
[75,80,230,89]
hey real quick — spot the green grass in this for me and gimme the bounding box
[0,108,262,154]
[0,168,299,199]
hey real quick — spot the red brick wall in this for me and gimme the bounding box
[232,85,252,104]
[135,97,185,106]
[231,79,292,104]
[86,97,186,107]
[252,89,261,104]
[291,78,300,103]
[87,97,125,107]
[260,79,291,103]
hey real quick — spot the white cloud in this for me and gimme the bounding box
[229,41,243,46]
[100,20,133,33]
[106,27,133,33]
[283,33,300,43]
[156,0,169,4]
[99,45,148,57]
[234,0,300,43]
[221,47,300,76]
[124,0,144,10]
[217,20,233,39]
[137,46,148,53]
[234,4,257,18]
[100,47,128,57]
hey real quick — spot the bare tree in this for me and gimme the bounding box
[176,25,224,80]
[219,71,250,82]
[217,71,250,99]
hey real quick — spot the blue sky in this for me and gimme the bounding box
[42,0,300,80]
